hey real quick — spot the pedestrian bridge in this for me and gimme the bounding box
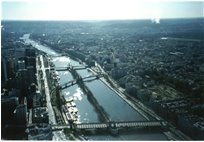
[52,120,167,130]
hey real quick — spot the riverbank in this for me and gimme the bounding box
[25,34,191,140]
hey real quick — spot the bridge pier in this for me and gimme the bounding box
[108,122,119,136]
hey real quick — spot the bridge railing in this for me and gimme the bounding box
[59,73,104,90]
[54,65,88,71]
[115,121,162,127]
[51,120,167,130]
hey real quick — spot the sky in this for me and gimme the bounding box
[1,0,204,21]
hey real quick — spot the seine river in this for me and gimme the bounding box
[21,34,168,140]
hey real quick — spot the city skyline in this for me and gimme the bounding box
[2,0,204,21]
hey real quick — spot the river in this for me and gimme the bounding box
[21,34,169,140]
[22,34,146,123]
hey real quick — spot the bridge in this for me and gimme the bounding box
[53,65,88,72]
[50,55,63,57]
[51,120,167,130]
[50,53,71,58]
[59,73,104,90]
[50,64,109,123]
[50,64,103,91]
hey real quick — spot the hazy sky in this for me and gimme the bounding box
[1,0,204,21]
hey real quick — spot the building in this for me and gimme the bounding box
[178,115,204,140]
[1,57,8,83]
[27,66,36,85]
[27,124,52,140]
[15,104,28,125]
[18,60,25,70]
[16,69,28,89]
[33,91,42,108]
[1,96,19,125]
[32,107,49,124]
[111,67,126,79]
[25,48,36,57]
[25,57,36,69]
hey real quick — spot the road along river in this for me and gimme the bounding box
[21,34,172,140]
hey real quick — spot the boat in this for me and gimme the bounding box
[68,107,78,114]
[70,102,76,107]
[62,105,68,113]
[65,112,74,121]
[65,97,73,103]
[27,124,52,140]
[65,103,72,108]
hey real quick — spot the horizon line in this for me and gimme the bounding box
[1,17,204,22]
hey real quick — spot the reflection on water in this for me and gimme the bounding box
[22,34,169,140]
[63,91,70,96]
[54,57,100,123]
[22,34,147,122]
[54,56,146,122]
[63,71,69,75]
[52,57,71,67]
[62,85,100,123]
[86,80,146,121]
[57,71,72,85]
[76,67,146,121]
[161,37,168,40]
[73,88,83,101]
[52,56,80,67]
[62,88,83,101]
[21,34,58,56]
